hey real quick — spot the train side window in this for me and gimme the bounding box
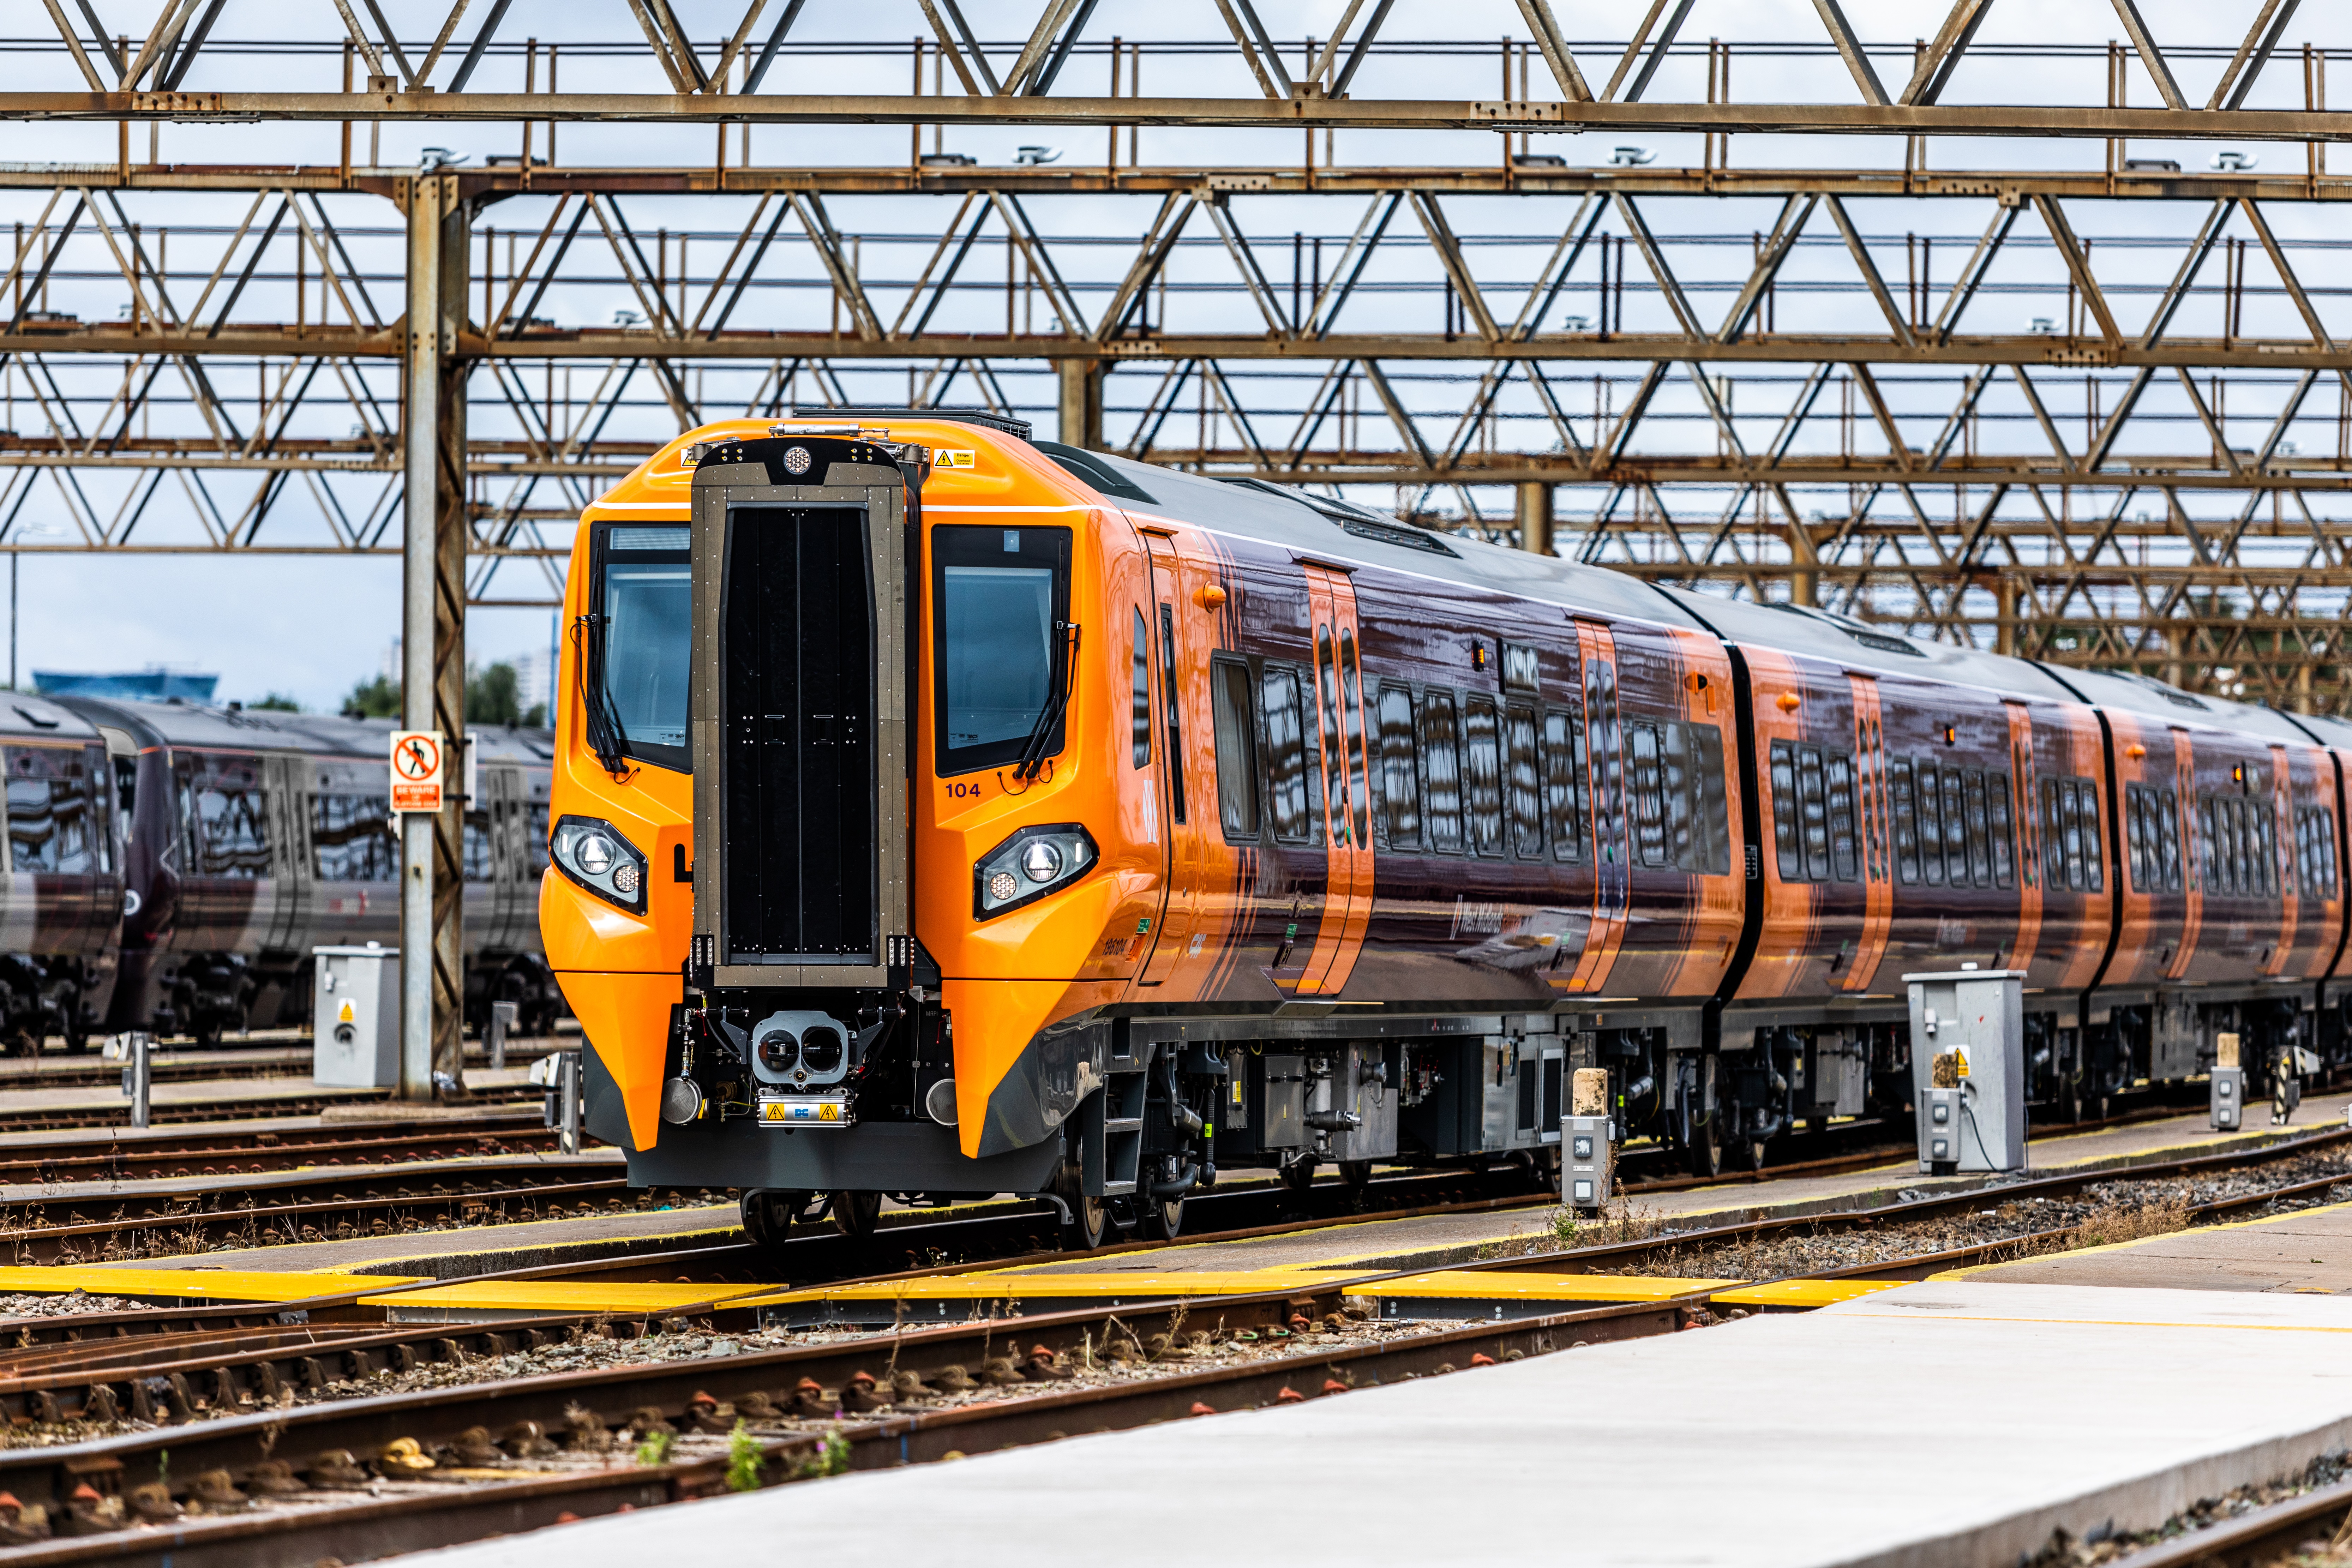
[464,810,494,883]
[1962,771,1991,887]
[1338,629,1370,850]
[2319,805,2340,897]
[1419,690,1464,853]
[1464,698,1504,856]
[2155,790,2179,891]
[1210,657,1260,842]
[1689,721,1730,875]
[1587,661,1625,870]
[5,747,94,876]
[1629,723,1666,867]
[1661,721,1694,870]
[1919,757,1947,887]
[2039,777,2064,891]
[527,800,551,879]
[1504,704,1542,859]
[1131,608,1151,768]
[2124,786,2149,893]
[1939,767,1968,888]
[2258,797,2279,897]
[1825,752,1858,882]
[1768,740,1799,881]
[1378,684,1421,849]
[1796,746,1829,882]
[2297,805,2315,894]
[1313,625,1346,845]
[1159,604,1187,824]
[1540,709,1581,863]
[2195,795,2216,893]
[1890,758,1920,884]
[1988,770,2015,888]
[2079,778,2105,892]
[1261,667,1312,843]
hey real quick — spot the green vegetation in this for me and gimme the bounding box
[634,1428,675,1468]
[248,693,301,711]
[725,1421,765,1492]
[339,660,546,726]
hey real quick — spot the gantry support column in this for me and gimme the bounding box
[1516,481,1554,557]
[1057,359,1103,449]
[401,169,470,1102]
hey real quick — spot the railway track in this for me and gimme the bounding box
[0,1085,545,1136]
[0,1118,557,1185]
[0,1123,2335,1566]
[0,1041,565,1095]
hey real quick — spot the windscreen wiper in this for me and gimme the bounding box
[1012,620,1080,782]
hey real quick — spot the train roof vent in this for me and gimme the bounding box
[2109,669,2210,709]
[786,405,1033,441]
[1848,630,1926,657]
[1034,441,1158,505]
[1766,601,1925,656]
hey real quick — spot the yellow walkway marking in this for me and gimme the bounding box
[0,1266,430,1304]
[1342,1272,1739,1303]
[1709,1279,1906,1308]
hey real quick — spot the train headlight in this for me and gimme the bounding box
[551,815,649,915]
[973,824,1096,919]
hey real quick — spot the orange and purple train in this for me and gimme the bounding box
[544,411,2349,1248]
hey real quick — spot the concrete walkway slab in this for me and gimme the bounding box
[384,1281,2352,1568]
[1951,1196,2352,1294]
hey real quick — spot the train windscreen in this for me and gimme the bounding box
[596,524,690,771]
[931,524,1070,775]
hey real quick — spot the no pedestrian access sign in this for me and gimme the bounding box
[389,730,444,813]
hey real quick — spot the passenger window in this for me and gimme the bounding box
[1770,740,1799,882]
[1419,691,1464,853]
[1313,625,1347,845]
[2040,777,2065,891]
[1826,752,1858,882]
[1378,684,1420,849]
[1463,698,1503,856]
[1504,705,1542,859]
[2156,791,2180,892]
[1630,723,1665,867]
[2125,786,2149,893]
[1586,660,1624,869]
[1988,770,2015,888]
[1798,746,1829,882]
[1210,658,1260,842]
[1940,767,1968,888]
[1919,756,1946,887]
[1686,722,1730,874]
[1963,771,1990,887]
[2060,780,2086,891]
[1662,721,1694,870]
[1338,629,1370,849]
[2195,795,2217,894]
[1890,758,1920,884]
[1131,608,1151,768]
[464,811,494,883]
[1261,667,1311,842]
[6,747,95,876]
[1543,707,1586,863]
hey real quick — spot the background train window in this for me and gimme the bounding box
[1825,753,1858,882]
[1131,608,1151,768]
[2195,796,2219,894]
[1505,705,1542,859]
[1629,723,1666,867]
[2060,780,2087,891]
[1988,770,2016,888]
[527,800,551,879]
[188,770,270,878]
[2155,791,2181,892]
[1338,629,1370,851]
[1463,698,1504,856]
[1962,772,1991,887]
[2125,785,2150,893]
[1890,758,1920,884]
[1663,722,1694,869]
[5,747,95,876]
[1379,684,1421,848]
[1313,626,1346,844]
[1797,746,1829,882]
[1769,740,1799,881]
[2043,778,2068,891]
[2256,795,2279,896]
[464,809,495,883]
[314,793,397,881]
[1158,603,1187,824]
[1419,690,1464,853]
[2303,805,2339,897]
[2076,778,2104,891]
[1261,667,1312,843]
[1210,657,1260,842]
[1686,721,1731,875]
[1542,707,1586,863]
[1585,660,1625,871]
[1919,758,1946,887]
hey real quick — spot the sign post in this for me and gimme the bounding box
[389,729,444,1098]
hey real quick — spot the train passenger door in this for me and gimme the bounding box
[1567,620,1628,990]
[1298,565,1374,995]
[1843,674,1891,990]
[263,755,305,955]
[1137,534,1206,985]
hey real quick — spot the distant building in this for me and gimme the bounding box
[34,668,219,702]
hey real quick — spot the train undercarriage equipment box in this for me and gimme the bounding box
[1905,968,2026,1176]
[312,944,400,1089]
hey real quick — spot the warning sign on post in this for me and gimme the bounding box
[389,731,444,813]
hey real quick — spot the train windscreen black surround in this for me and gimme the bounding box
[720,505,877,962]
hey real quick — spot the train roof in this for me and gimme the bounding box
[0,692,103,745]
[2280,707,2352,752]
[48,696,552,762]
[2034,667,2316,746]
[1060,448,1711,632]
[1647,589,2085,703]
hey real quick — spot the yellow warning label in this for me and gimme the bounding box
[337,1000,355,1024]
[1954,1046,1971,1078]
[935,449,977,469]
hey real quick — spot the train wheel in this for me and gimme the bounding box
[1061,1191,1109,1251]
[1140,1195,1185,1241]
[1685,1118,1722,1180]
[831,1189,882,1239]
[1337,1160,1373,1196]
[738,1189,801,1252]
[1278,1156,1318,1195]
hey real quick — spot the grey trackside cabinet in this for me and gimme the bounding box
[314,944,401,1088]
[1905,969,2027,1176]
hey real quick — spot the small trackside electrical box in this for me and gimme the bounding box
[1562,1114,1613,1210]
[312,944,400,1089]
[1906,968,2027,1176]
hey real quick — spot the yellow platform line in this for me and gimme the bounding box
[0,1265,431,1304]
[1341,1272,1740,1303]
[1931,1197,2352,1282]
[361,1279,781,1314]
[734,1268,1384,1310]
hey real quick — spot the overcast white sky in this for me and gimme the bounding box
[2,1,2345,707]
